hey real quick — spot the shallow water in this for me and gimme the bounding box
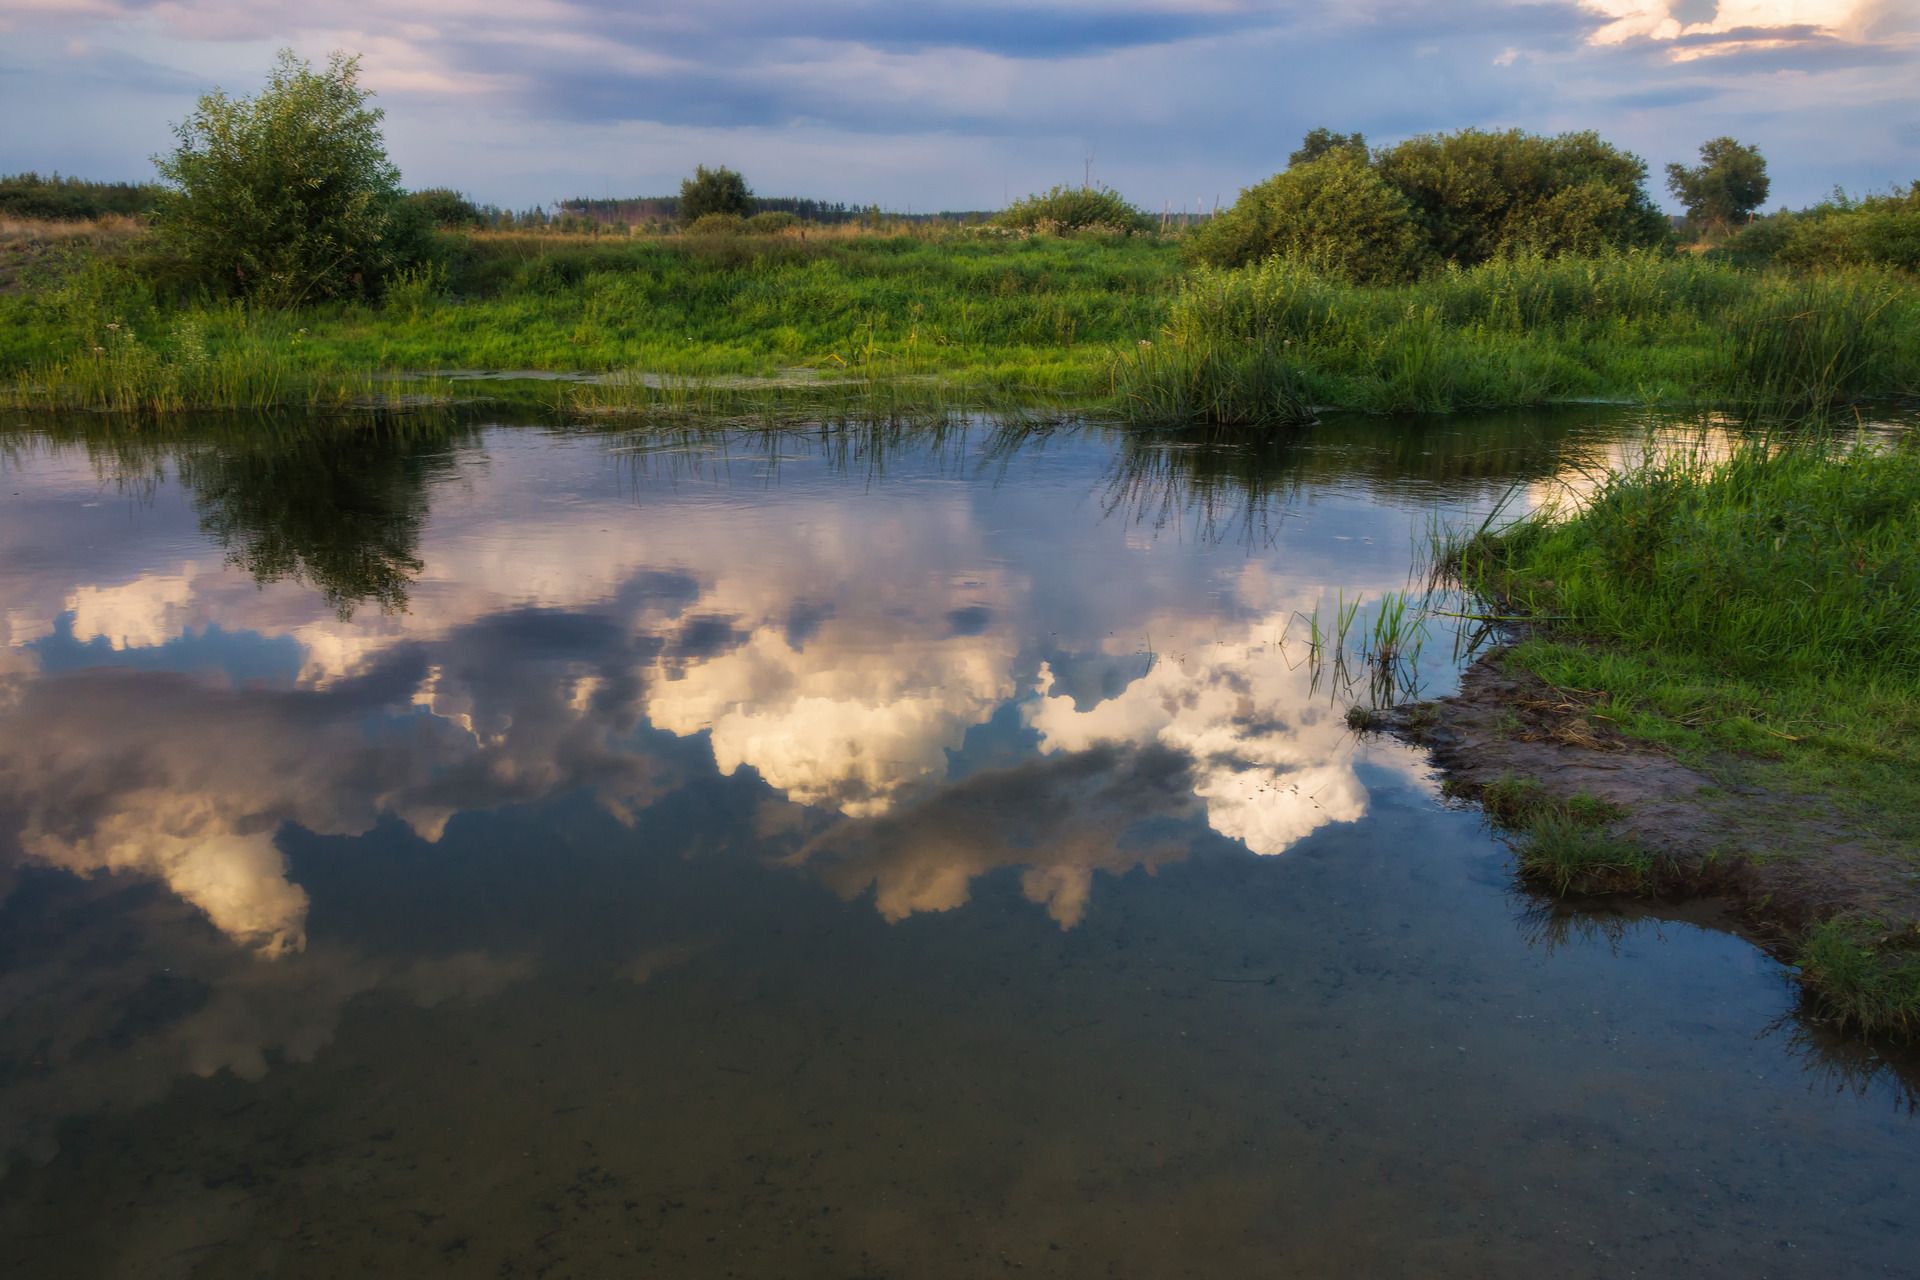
[0,412,1913,1278]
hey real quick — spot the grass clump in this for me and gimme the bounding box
[1466,773,1649,894]
[1106,336,1315,427]
[1519,816,1655,896]
[1797,918,1920,1038]
[1458,433,1920,842]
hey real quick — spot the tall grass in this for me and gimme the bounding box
[1447,429,1920,1029]
[1155,252,1920,418]
[1466,434,1920,679]
[1106,337,1314,427]
[5,230,1918,416]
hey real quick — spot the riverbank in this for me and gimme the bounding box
[4,222,1917,419]
[1382,431,1920,1037]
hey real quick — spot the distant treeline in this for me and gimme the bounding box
[556,195,995,225]
[0,172,163,220]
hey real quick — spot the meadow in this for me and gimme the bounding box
[4,220,1918,421]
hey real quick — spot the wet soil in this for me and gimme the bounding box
[1383,648,1920,965]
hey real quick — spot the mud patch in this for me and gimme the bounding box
[1382,649,1920,1018]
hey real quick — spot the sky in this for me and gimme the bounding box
[0,1,1915,212]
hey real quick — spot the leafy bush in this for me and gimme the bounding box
[1186,151,1427,283]
[679,166,752,222]
[1195,127,1668,279]
[686,212,747,236]
[406,187,484,228]
[1372,128,1670,266]
[151,50,419,305]
[746,210,801,234]
[1725,185,1920,274]
[996,185,1152,235]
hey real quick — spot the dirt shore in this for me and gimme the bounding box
[1380,649,1920,1023]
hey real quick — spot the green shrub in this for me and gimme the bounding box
[996,185,1152,235]
[406,187,483,228]
[1373,128,1670,266]
[1187,151,1427,282]
[679,166,752,222]
[686,212,747,236]
[151,50,420,306]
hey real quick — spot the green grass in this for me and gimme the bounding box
[1452,431,1920,1033]
[1457,433,1920,845]
[1463,773,1651,895]
[0,230,1184,411]
[1797,918,1920,1039]
[1159,252,1920,417]
[5,227,1919,418]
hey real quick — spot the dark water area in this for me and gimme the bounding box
[0,412,1913,1278]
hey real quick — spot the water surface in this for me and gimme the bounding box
[0,413,1913,1277]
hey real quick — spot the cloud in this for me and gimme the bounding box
[2,0,1913,206]
[796,743,1202,926]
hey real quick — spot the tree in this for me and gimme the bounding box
[679,166,753,222]
[1666,138,1770,237]
[1187,150,1428,283]
[1289,128,1367,169]
[152,50,417,305]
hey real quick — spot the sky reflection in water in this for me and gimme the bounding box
[0,414,1914,1277]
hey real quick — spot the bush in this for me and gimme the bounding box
[746,210,802,234]
[679,166,752,222]
[151,50,418,304]
[686,212,747,236]
[1372,128,1670,266]
[996,185,1152,235]
[1720,186,1920,274]
[1186,151,1427,283]
[406,187,483,228]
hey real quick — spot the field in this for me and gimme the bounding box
[3,220,1917,419]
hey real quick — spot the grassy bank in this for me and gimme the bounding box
[4,222,1918,419]
[1449,431,1920,1035]
[0,226,1183,412]
[1126,253,1920,421]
